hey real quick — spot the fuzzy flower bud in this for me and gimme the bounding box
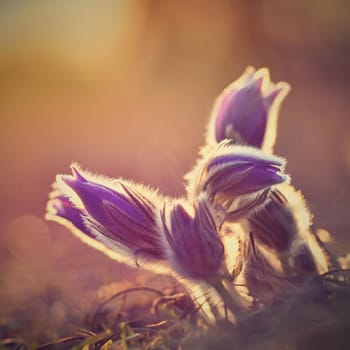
[207,67,290,152]
[46,165,166,266]
[245,184,330,278]
[159,198,224,281]
[186,142,289,219]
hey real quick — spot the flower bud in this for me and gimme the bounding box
[247,184,331,278]
[207,67,290,152]
[186,142,289,218]
[159,198,224,281]
[47,165,166,265]
[248,189,296,253]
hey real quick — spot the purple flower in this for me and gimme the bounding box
[159,199,224,281]
[207,67,290,151]
[246,184,325,278]
[46,165,166,266]
[187,142,289,208]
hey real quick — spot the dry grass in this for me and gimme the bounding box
[1,269,350,349]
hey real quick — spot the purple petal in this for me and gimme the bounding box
[207,153,282,170]
[50,195,94,238]
[264,84,288,106]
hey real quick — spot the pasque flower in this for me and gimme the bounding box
[186,141,289,220]
[241,181,332,278]
[46,165,167,267]
[207,67,290,152]
[246,187,322,276]
[46,66,334,324]
[247,189,297,253]
[159,198,224,281]
[203,68,330,278]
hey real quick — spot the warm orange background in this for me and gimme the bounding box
[1,0,350,341]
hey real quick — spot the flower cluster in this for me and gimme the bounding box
[46,67,332,323]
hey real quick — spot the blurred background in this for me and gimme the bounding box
[1,0,350,342]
